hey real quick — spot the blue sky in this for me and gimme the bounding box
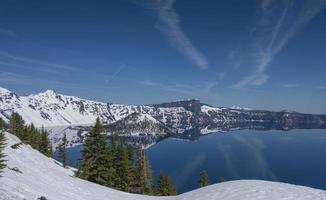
[0,0,326,113]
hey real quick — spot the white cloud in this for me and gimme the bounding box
[140,0,208,69]
[233,0,326,89]
[139,79,218,96]
[280,83,300,88]
[0,52,79,73]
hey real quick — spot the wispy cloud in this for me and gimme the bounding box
[218,136,277,180]
[139,0,208,69]
[139,79,218,97]
[0,71,116,91]
[280,83,300,88]
[0,52,79,74]
[0,28,16,37]
[233,0,326,89]
[314,85,326,90]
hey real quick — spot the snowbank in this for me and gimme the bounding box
[0,132,325,200]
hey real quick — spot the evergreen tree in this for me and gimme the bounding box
[127,144,133,163]
[133,145,153,194]
[9,112,25,138]
[0,117,4,130]
[78,118,110,186]
[104,145,116,188]
[198,170,209,187]
[115,142,133,192]
[38,127,52,157]
[58,133,67,167]
[107,135,118,187]
[156,171,177,196]
[21,125,29,143]
[27,124,38,149]
[0,131,6,175]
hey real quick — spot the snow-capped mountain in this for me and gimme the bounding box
[104,112,175,136]
[1,132,325,200]
[1,86,326,149]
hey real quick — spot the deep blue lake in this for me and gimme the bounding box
[55,129,326,193]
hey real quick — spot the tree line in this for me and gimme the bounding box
[3,112,52,157]
[73,117,177,196]
[0,113,224,192]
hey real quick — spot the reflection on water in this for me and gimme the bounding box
[146,129,326,193]
[55,129,326,193]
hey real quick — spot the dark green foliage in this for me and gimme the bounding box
[37,196,47,200]
[26,124,39,149]
[198,170,209,187]
[133,145,153,195]
[58,133,67,167]
[8,113,53,157]
[155,171,177,196]
[0,117,4,130]
[219,176,225,183]
[9,112,25,138]
[105,135,117,187]
[114,142,133,192]
[0,131,6,175]
[78,118,111,186]
[38,127,52,157]
[77,119,178,195]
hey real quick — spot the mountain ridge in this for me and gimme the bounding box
[1,86,326,149]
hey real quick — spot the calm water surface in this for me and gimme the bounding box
[58,129,326,193]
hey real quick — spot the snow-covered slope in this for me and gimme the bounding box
[1,86,326,149]
[1,132,326,200]
[104,113,175,136]
[0,87,115,127]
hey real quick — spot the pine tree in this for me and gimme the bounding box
[156,171,177,196]
[127,144,133,163]
[107,135,118,187]
[58,133,67,167]
[133,145,153,194]
[78,118,110,186]
[9,112,25,138]
[27,124,38,149]
[38,127,52,157]
[0,131,6,175]
[115,142,133,192]
[104,145,116,188]
[198,170,209,187]
[0,117,4,130]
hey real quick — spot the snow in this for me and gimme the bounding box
[0,87,11,94]
[1,132,326,200]
[201,105,222,114]
[230,105,252,110]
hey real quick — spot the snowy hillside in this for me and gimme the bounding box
[1,132,325,200]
